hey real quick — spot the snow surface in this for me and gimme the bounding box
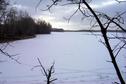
[0,32,126,84]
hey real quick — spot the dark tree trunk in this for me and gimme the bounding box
[82,0,125,83]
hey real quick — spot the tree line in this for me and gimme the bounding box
[0,1,52,42]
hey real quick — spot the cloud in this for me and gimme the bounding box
[12,4,29,10]
[90,0,117,9]
[33,14,73,30]
[32,4,82,29]
[11,0,126,30]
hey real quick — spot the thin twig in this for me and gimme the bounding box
[0,49,21,64]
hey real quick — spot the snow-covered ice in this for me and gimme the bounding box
[0,32,126,84]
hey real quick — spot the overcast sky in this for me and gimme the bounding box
[10,0,126,30]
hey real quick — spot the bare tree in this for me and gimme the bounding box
[0,0,21,64]
[0,0,8,39]
[36,0,126,83]
[0,43,21,63]
[32,58,57,84]
[0,0,8,23]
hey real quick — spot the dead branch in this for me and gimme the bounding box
[103,11,126,32]
[37,58,57,84]
[0,49,21,64]
[114,42,126,58]
[36,0,43,9]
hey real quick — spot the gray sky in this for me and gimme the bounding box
[10,0,126,30]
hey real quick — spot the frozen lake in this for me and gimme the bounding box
[0,32,126,84]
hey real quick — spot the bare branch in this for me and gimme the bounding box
[106,60,112,63]
[35,0,43,9]
[37,58,48,77]
[104,11,126,32]
[67,8,79,23]
[115,43,126,58]
[37,58,57,84]
[99,39,107,48]
[31,65,41,70]
[0,49,21,64]
[41,0,59,11]
[112,41,122,52]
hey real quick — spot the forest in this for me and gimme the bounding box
[0,0,52,43]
